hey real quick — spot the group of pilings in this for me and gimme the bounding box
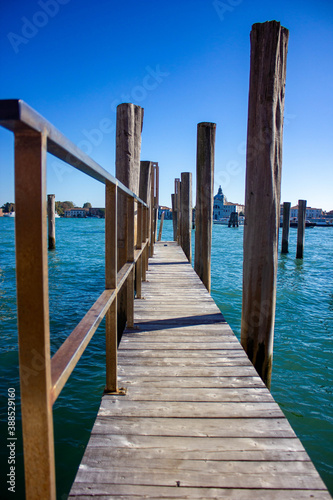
[171,21,289,390]
[281,200,307,258]
[48,20,292,392]
[47,103,160,342]
[171,122,215,293]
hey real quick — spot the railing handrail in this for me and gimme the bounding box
[0,99,147,206]
[0,99,157,500]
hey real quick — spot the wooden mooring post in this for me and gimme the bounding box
[241,21,289,389]
[281,201,291,253]
[296,199,307,259]
[47,194,56,250]
[151,163,159,251]
[228,211,239,227]
[116,103,143,335]
[180,172,192,262]
[139,161,152,277]
[157,210,165,241]
[194,122,216,292]
[171,193,177,241]
[148,163,159,255]
[174,178,181,244]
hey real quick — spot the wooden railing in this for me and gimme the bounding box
[0,99,157,500]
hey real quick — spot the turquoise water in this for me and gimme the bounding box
[0,217,332,498]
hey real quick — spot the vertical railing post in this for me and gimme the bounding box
[47,194,56,250]
[171,193,177,241]
[153,163,159,243]
[116,103,143,336]
[180,172,192,262]
[136,202,143,299]
[158,211,165,241]
[241,21,289,389]
[143,205,148,280]
[296,199,307,259]
[281,201,291,253]
[150,167,156,255]
[194,122,216,292]
[105,182,118,392]
[15,131,56,500]
[127,195,135,328]
[139,161,152,275]
[175,178,181,244]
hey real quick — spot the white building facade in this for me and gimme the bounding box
[64,208,89,218]
[213,186,244,220]
[289,205,323,219]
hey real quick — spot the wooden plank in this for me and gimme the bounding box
[77,455,320,477]
[108,386,275,403]
[91,417,297,438]
[118,360,254,370]
[117,376,266,389]
[117,365,259,377]
[72,466,326,490]
[98,400,284,419]
[70,484,331,499]
[79,434,308,454]
[117,348,246,356]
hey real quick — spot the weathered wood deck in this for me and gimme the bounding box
[69,241,331,499]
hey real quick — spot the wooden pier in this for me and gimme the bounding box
[69,242,330,499]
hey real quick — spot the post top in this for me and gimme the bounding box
[251,20,289,35]
[197,122,216,128]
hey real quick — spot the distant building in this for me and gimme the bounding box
[158,206,172,220]
[289,205,323,219]
[0,208,3,217]
[213,186,244,220]
[64,208,89,218]
[89,207,105,218]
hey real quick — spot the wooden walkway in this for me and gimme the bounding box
[69,241,331,499]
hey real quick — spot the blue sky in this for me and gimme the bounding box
[0,0,332,211]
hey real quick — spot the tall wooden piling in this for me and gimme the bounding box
[139,161,152,275]
[180,172,192,262]
[47,194,56,250]
[194,122,216,292]
[241,21,289,389]
[281,201,291,253]
[296,199,307,259]
[151,163,159,251]
[116,103,143,335]
[171,194,177,241]
[228,211,239,227]
[174,178,181,244]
